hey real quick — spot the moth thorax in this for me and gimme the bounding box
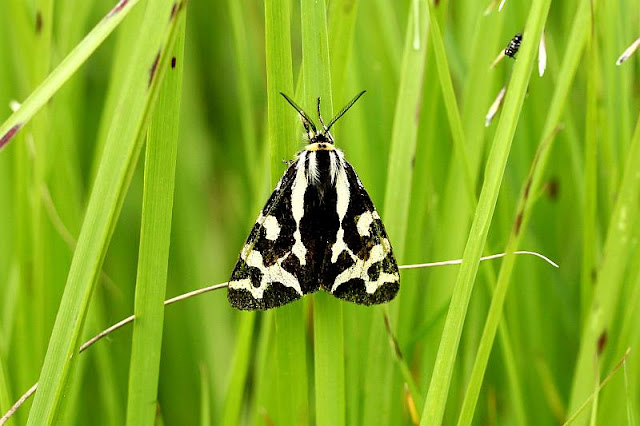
[305,141,335,151]
[304,148,340,186]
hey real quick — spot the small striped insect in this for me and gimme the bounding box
[505,33,522,59]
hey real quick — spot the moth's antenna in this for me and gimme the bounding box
[317,97,328,131]
[280,92,317,134]
[325,90,366,132]
[317,96,335,143]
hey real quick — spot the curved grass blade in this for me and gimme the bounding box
[455,126,562,426]
[420,0,552,422]
[26,2,186,424]
[0,0,142,149]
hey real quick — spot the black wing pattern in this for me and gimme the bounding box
[227,156,320,310]
[228,148,400,310]
[321,155,400,305]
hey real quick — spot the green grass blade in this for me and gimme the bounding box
[455,123,560,426]
[298,0,347,424]
[538,0,593,142]
[409,6,494,363]
[199,365,212,426]
[420,0,552,423]
[2,0,53,404]
[597,0,633,202]
[227,0,260,195]
[26,2,185,424]
[424,1,473,205]
[581,0,599,325]
[0,0,142,147]
[89,2,147,182]
[273,305,309,425]
[589,360,600,426]
[301,0,332,111]
[328,0,359,100]
[615,258,640,426]
[363,1,429,424]
[567,113,640,424]
[265,1,309,424]
[0,355,10,422]
[446,2,597,421]
[266,0,295,173]
[28,0,53,383]
[125,12,185,426]
[313,290,345,426]
[381,0,428,258]
[220,312,255,426]
[252,313,275,425]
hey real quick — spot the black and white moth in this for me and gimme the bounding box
[228,91,400,310]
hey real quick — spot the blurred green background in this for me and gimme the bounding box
[0,0,639,424]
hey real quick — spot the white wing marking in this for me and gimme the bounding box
[331,238,399,294]
[331,152,351,263]
[291,152,308,265]
[229,249,302,299]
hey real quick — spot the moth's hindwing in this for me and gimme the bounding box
[322,158,400,305]
[227,158,319,310]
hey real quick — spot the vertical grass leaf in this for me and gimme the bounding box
[125,11,185,426]
[265,0,309,424]
[567,114,640,425]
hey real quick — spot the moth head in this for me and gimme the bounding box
[280,91,366,145]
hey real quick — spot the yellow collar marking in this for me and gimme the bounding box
[305,142,335,151]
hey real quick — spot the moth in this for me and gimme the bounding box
[227,91,400,310]
[505,33,522,59]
